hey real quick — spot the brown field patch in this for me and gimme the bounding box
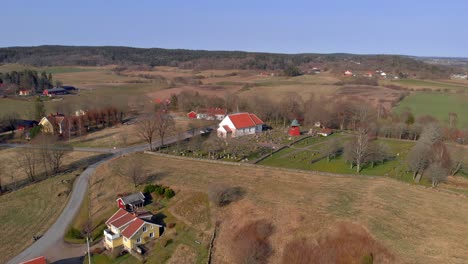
[166,244,198,264]
[335,85,405,110]
[282,221,395,264]
[87,153,468,264]
[170,192,211,232]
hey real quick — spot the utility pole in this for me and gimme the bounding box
[86,236,91,264]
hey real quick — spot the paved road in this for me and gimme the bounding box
[0,143,116,154]
[6,130,197,264]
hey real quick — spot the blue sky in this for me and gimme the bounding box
[2,0,467,57]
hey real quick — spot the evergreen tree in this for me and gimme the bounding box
[34,98,46,120]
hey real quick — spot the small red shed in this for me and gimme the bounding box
[187,111,197,119]
[288,119,301,136]
[116,192,145,211]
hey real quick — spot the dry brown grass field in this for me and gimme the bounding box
[0,170,78,263]
[69,118,214,148]
[0,148,103,186]
[88,153,468,264]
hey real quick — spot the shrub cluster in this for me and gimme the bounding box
[143,184,175,199]
[208,184,245,207]
[67,227,83,239]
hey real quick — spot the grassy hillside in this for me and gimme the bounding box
[88,153,468,264]
[0,171,78,263]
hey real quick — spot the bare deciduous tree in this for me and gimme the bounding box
[50,143,73,174]
[17,149,39,182]
[279,92,303,127]
[321,138,341,162]
[344,126,370,173]
[427,163,448,187]
[136,116,158,151]
[407,142,431,182]
[155,112,175,150]
[366,142,391,168]
[406,123,450,183]
[126,159,144,187]
[202,134,224,159]
[33,134,72,175]
[448,112,458,129]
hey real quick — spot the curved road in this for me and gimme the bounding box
[6,130,196,264]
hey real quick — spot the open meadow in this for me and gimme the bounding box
[84,153,468,264]
[387,79,468,92]
[0,147,107,188]
[394,92,468,128]
[0,170,79,263]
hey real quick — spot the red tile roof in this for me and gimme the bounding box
[121,218,145,239]
[223,125,232,133]
[105,208,128,226]
[20,256,47,264]
[249,114,264,125]
[228,113,264,129]
[109,212,136,229]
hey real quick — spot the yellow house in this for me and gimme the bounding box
[104,209,162,252]
[39,114,65,134]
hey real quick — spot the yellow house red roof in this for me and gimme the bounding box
[105,208,128,226]
[121,218,146,239]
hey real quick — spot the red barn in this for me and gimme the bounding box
[116,192,145,211]
[288,119,301,136]
[187,111,197,119]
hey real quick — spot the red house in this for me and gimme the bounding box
[288,119,301,136]
[187,111,197,119]
[116,192,145,211]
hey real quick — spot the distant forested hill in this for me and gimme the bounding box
[0,45,456,78]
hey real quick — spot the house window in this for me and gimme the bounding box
[151,225,153,229]
[143,226,147,232]
[137,237,141,243]
[149,232,154,238]
[124,237,128,242]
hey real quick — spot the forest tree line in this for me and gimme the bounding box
[0,46,455,79]
[0,70,54,93]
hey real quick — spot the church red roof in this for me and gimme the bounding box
[228,113,264,129]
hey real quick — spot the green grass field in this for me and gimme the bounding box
[260,136,417,182]
[390,79,468,91]
[394,92,468,128]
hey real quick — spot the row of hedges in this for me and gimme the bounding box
[143,184,175,199]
